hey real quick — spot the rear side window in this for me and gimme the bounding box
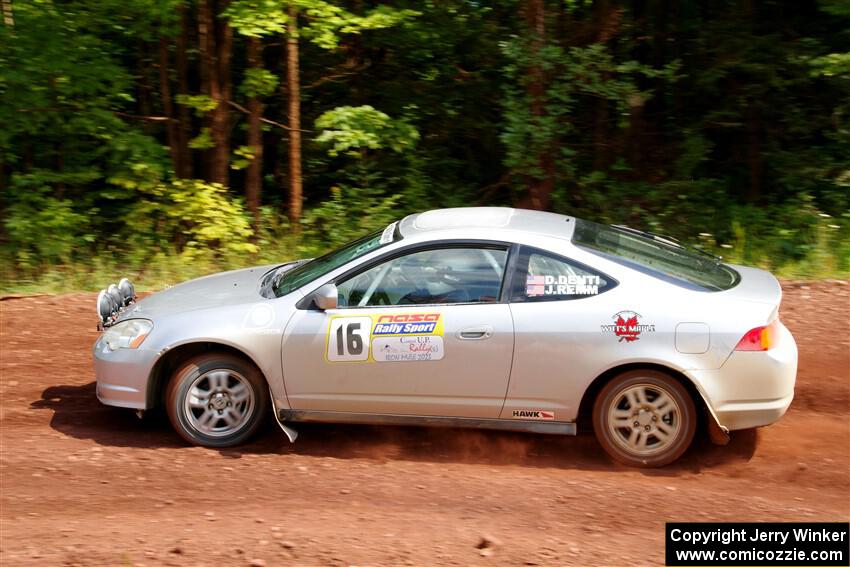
[510,247,615,302]
[572,219,740,291]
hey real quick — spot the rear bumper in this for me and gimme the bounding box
[689,321,797,431]
[93,337,157,409]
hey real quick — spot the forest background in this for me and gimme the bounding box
[1,0,848,292]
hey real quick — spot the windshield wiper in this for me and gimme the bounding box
[612,225,723,264]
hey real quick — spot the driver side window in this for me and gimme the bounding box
[337,247,508,307]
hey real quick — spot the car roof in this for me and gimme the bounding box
[398,207,576,241]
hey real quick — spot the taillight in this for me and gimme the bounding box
[735,320,779,351]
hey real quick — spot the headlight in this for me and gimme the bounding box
[102,319,153,350]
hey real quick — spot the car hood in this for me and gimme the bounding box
[118,264,286,321]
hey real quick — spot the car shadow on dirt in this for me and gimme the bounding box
[33,382,758,474]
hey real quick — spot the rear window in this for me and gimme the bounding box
[572,219,739,291]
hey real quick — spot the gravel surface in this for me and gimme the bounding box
[1,282,848,566]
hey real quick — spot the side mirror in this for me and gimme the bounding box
[312,283,338,311]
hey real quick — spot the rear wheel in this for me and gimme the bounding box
[166,353,268,448]
[592,370,696,467]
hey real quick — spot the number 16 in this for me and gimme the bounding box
[327,317,370,362]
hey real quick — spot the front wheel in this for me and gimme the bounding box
[166,353,269,448]
[592,370,696,467]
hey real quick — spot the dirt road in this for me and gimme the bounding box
[1,282,848,566]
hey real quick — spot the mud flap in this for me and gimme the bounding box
[268,388,298,443]
[691,382,730,446]
[706,409,730,446]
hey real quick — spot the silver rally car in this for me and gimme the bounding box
[93,207,797,467]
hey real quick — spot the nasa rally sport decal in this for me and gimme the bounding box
[600,310,655,342]
[511,410,555,421]
[326,312,445,363]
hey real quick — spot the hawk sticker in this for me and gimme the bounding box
[511,410,556,421]
[601,311,655,342]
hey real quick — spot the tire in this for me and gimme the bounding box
[592,370,696,467]
[166,353,269,448]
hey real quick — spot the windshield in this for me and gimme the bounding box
[273,223,398,297]
[572,219,739,291]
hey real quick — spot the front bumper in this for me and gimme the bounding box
[93,336,158,409]
[689,320,798,431]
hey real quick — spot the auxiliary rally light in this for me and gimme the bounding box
[97,277,136,329]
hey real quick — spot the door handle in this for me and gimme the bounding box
[457,325,493,340]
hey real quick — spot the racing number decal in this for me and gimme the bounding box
[327,316,371,362]
[336,323,363,355]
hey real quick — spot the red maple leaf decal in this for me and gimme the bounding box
[614,315,641,342]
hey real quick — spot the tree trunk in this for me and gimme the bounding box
[198,0,211,101]
[137,44,154,134]
[214,6,233,186]
[175,3,192,178]
[158,36,181,175]
[198,0,214,180]
[198,0,231,186]
[1,0,13,27]
[592,0,613,171]
[246,36,264,232]
[518,0,554,211]
[285,5,303,227]
[742,0,761,203]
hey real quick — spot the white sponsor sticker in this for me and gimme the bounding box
[372,335,445,362]
[511,409,555,421]
[526,274,600,297]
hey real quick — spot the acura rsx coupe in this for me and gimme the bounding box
[93,207,797,467]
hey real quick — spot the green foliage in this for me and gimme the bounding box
[4,191,90,268]
[240,68,278,98]
[300,3,419,49]
[127,179,257,258]
[189,127,215,150]
[300,186,402,251]
[706,205,850,279]
[2,0,849,294]
[821,0,850,17]
[500,37,678,184]
[315,105,419,157]
[810,52,850,77]
[225,0,418,49]
[225,0,289,37]
[231,145,256,170]
[176,94,218,116]
[104,129,170,192]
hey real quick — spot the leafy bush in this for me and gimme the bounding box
[299,185,402,253]
[127,179,257,260]
[4,193,90,268]
[315,105,419,157]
